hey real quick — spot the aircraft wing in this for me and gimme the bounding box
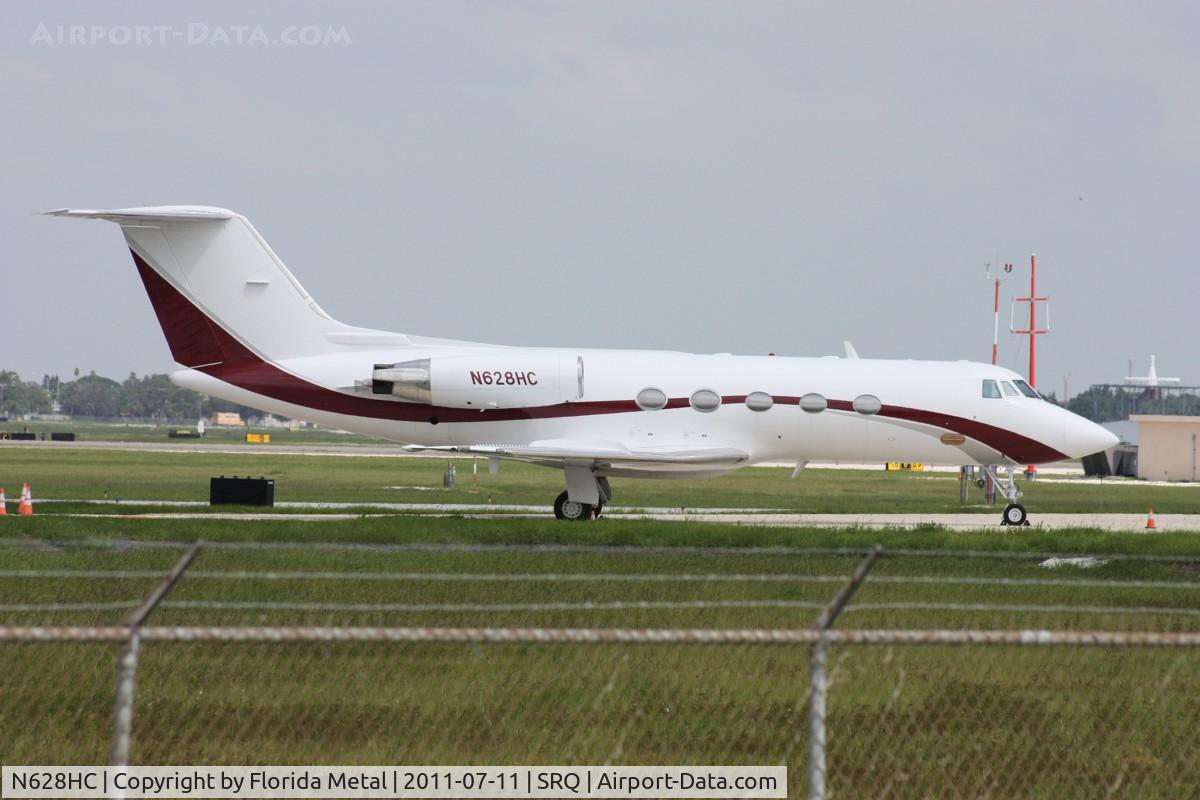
[1124,377,1181,386]
[403,439,749,473]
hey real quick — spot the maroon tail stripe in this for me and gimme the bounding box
[133,255,229,368]
[130,250,1067,462]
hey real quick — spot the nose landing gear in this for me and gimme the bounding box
[1001,502,1028,526]
[980,465,1031,527]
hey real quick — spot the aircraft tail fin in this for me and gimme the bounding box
[47,206,408,366]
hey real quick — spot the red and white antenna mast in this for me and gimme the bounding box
[985,261,1013,365]
[1011,253,1050,479]
[1011,253,1050,388]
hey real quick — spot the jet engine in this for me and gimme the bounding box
[371,354,583,409]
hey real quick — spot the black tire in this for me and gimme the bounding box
[553,490,593,521]
[1001,503,1028,526]
[593,503,604,519]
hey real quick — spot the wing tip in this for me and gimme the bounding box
[42,206,236,221]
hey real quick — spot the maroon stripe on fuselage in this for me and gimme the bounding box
[130,248,1067,460]
[783,398,1064,463]
[876,405,1066,463]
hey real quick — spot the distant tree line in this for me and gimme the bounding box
[1067,385,1200,423]
[0,369,258,422]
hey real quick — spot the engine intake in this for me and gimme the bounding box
[372,359,431,403]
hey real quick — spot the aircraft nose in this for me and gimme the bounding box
[1063,414,1119,458]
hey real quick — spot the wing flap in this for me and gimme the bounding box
[404,438,749,469]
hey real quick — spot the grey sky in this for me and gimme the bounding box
[3,1,1197,395]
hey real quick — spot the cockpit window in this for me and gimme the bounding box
[1001,381,1019,397]
[982,379,1001,399]
[1013,379,1040,398]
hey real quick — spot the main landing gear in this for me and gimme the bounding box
[979,464,1030,527]
[552,470,612,521]
[554,491,602,520]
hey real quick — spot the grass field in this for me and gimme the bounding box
[4,445,1199,514]
[5,514,1200,628]
[1,419,392,445]
[3,520,1200,796]
[3,447,1200,796]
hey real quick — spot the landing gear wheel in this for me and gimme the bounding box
[554,491,593,521]
[1001,503,1029,527]
[593,503,604,519]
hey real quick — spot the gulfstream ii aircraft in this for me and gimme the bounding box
[51,206,1117,525]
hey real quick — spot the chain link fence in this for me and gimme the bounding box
[3,539,1200,798]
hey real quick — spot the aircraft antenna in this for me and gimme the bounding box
[984,260,1012,365]
[1010,254,1049,388]
[1010,253,1050,480]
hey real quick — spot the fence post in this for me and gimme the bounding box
[110,541,203,767]
[110,633,141,769]
[808,634,829,800]
[809,546,881,800]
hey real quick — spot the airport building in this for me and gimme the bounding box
[1131,416,1200,482]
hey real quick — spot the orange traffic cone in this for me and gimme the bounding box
[1145,508,1156,530]
[18,484,33,516]
[0,487,6,515]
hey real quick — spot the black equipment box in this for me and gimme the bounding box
[210,476,275,506]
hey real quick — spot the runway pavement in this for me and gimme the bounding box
[602,511,1200,531]
[44,501,1200,532]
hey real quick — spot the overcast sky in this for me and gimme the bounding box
[3,1,1196,396]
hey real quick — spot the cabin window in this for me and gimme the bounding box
[852,394,881,415]
[636,387,667,411]
[745,391,774,412]
[982,379,1001,399]
[1001,381,1019,397]
[800,393,827,413]
[690,389,721,412]
[1013,379,1040,398]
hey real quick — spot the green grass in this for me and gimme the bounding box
[3,534,1200,633]
[4,446,1199,513]
[1,419,393,445]
[7,639,1195,797]
[3,454,1200,795]
[8,512,1200,554]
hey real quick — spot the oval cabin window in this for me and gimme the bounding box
[745,391,774,412]
[690,389,721,413]
[853,394,882,415]
[800,393,827,413]
[636,387,668,411]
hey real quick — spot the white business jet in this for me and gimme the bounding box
[50,207,1117,525]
